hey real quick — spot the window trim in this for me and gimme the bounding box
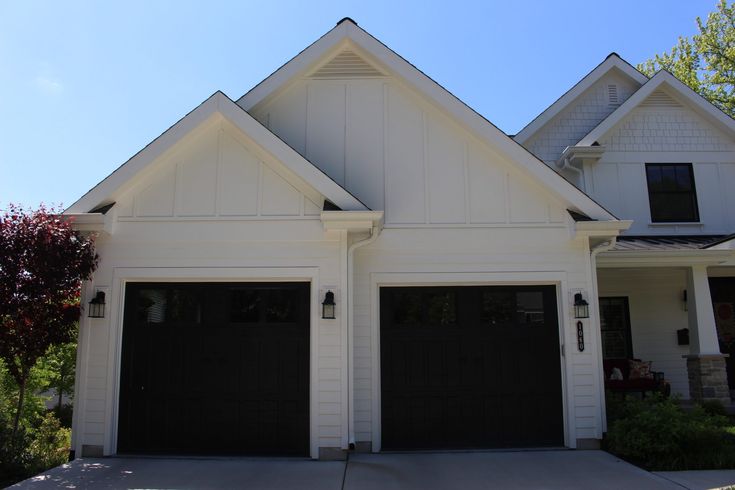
[645,162,700,223]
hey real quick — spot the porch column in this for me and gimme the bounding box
[685,265,730,404]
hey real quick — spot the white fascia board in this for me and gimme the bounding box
[514,55,648,145]
[237,21,617,221]
[238,23,350,108]
[66,93,221,214]
[215,93,367,211]
[67,91,367,214]
[320,210,384,231]
[578,71,735,147]
[597,249,732,268]
[344,25,617,221]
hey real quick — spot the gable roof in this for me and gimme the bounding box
[513,53,648,145]
[237,19,618,221]
[66,91,368,214]
[577,70,735,146]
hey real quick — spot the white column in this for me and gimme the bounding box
[687,265,721,355]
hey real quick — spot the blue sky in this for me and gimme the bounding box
[0,1,715,209]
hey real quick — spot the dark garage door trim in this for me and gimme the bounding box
[117,281,311,456]
[379,284,564,450]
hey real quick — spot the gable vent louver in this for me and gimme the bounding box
[608,84,619,107]
[640,90,682,108]
[309,50,386,79]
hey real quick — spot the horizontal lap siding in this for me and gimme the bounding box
[353,227,602,446]
[597,268,690,398]
[77,219,346,455]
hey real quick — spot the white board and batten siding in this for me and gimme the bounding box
[75,117,349,458]
[250,76,568,226]
[585,93,735,235]
[251,61,608,447]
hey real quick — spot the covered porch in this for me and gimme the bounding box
[596,236,735,404]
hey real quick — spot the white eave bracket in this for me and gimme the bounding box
[63,213,110,235]
[320,210,384,232]
[557,145,606,170]
[574,219,632,240]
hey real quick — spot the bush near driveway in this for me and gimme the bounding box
[0,356,73,487]
[605,393,735,470]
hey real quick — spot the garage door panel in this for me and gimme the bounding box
[381,285,563,450]
[119,282,309,455]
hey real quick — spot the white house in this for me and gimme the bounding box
[66,19,735,459]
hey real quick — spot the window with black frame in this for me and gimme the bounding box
[599,297,633,359]
[645,163,699,222]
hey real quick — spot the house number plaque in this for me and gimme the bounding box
[577,321,584,352]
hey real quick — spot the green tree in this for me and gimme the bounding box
[638,0,735,117]
[35,339,76,412]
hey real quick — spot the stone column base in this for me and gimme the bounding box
[684,354,731,405]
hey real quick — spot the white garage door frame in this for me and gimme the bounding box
[101,266,321,459]
[369,271,572,452]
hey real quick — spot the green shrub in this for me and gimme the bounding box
[607,395,735,470]
[28,413,71,473]
[701,399,729,418]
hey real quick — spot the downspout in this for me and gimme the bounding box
[557,157,585,191]
[346,227,380,449]
[589,238,617,435]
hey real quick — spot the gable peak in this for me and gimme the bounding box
[337,17,358,26]
[308,46,386,79]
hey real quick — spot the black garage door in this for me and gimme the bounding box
[118,282,309,455]
[380,285,563,450]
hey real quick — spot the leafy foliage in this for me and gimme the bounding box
[35,340,77,410]
[606,394,735,470]
[0,203,97,435]
[638,0,735,117]
[0,352,75,487]
[27,413,71,472]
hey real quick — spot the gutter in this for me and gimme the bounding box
[597,249,732,267]
[320,210,384,450]
[589,239,616,435]
[346,227,381,448]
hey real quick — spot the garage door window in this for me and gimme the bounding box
[230,289,261,323]
[266,289,297,323]
[137,289,167,323]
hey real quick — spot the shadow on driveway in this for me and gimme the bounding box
[14,450,729,489]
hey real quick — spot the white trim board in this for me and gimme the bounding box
[514,54,648,144]
[66,92,367,215]
[577,71,735,147]
[237,20,618,222]
[367,271,574,452]
[101,266,322,460]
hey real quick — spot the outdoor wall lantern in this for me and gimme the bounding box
[88,291,106,318]
[682,289,688,311]
[322,290,336,319]
[573,292,589,319]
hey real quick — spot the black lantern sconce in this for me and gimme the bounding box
[88,291,106,318]
[322,290,336,319]
[682,289,688,311]
[573,292,589,319]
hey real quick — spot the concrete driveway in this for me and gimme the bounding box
[12,450,735,489]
